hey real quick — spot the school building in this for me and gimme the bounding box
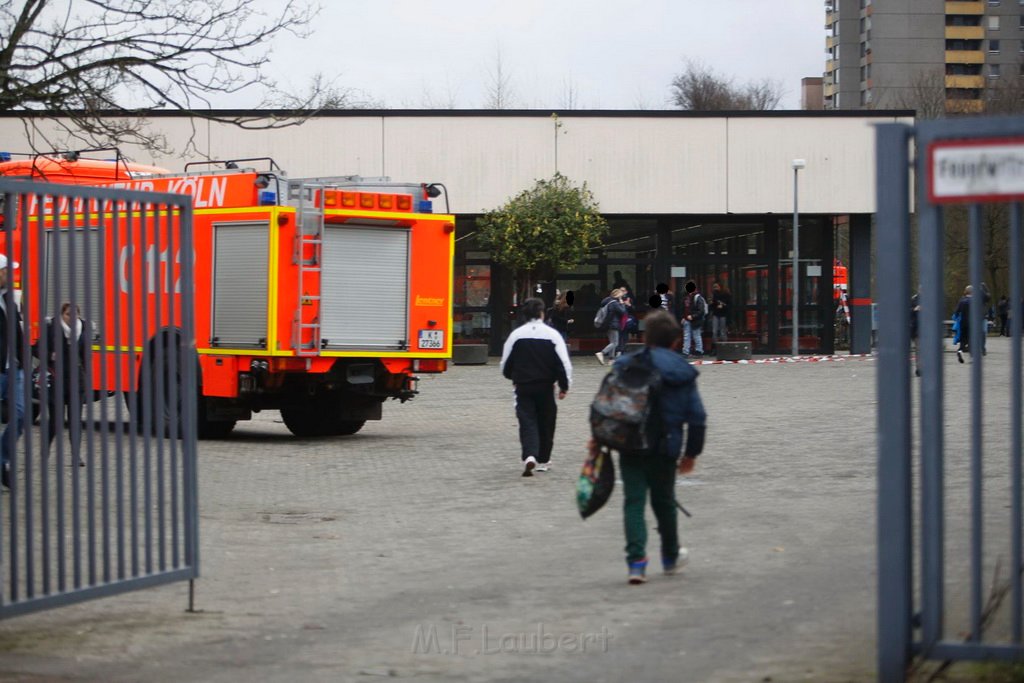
[0,109,913,355]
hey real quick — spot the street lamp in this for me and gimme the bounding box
[791,158,806,358]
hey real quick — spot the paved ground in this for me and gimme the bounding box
[0,339,1017,682]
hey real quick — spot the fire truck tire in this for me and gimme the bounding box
[280,405,333,437]
[331,420,366,436]
[197,416,236,439]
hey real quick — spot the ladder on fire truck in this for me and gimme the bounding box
[287,180,324,356]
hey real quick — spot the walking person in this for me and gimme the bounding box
[680,280,707,358]
[595,288,627,366]
[545,291,573,341]
[998,295,1010,337]
[955,285,973,363]
[0,254,25,489]
[500,298,572,477]
[36,303,89,462]
[612,310,707,584]
[710,282,731,348]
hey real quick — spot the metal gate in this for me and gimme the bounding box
[877,116,1024,679]
[0,178,198,618]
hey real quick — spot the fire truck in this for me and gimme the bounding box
[0,153,454,438]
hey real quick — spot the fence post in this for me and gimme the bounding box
[876,122,914,682]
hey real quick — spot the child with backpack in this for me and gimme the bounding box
[601,310,707,584]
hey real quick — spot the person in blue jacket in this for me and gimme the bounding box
[612,309,708,585]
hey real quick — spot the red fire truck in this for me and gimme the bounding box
[0,153,454,438]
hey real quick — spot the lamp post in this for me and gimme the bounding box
[791,158,806,357]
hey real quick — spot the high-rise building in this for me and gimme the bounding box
[824,0,1020,113]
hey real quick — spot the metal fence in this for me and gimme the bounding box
[0,178,198,618]
[877,116,1024,679]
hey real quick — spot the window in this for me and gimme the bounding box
[990,15,1001,30]
[1020,38,1024,51]
[990,39,1002,52]
[991,62,1002,77]
[860,66,866,82]
[1020,14,1024,28]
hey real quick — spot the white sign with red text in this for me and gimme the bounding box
[928,137,1024,204]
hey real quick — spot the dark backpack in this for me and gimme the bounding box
[590,349,662,452]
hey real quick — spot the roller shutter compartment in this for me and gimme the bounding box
[320,224,409,349]
[211,222,269,347]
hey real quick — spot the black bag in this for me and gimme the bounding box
[576,442,615,519]
[589,349,662,452]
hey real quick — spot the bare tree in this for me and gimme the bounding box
[483,48,516,109]
[559,77,581,110]
[885,67,948,119]
[669,59,782,111]
[0,0,352,153]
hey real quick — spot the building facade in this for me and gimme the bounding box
[0,110,911,356]
[825,0,1020,113]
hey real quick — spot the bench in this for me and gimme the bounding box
[714,341,752,361]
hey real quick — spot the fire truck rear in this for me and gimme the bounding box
[0,154,454,438]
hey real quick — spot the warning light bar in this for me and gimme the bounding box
[318,189,415,212]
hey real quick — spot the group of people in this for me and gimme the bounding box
[594,279,731,363]
[501,294,708,585]
[0,253,91,489]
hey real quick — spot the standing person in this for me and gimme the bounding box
[595,288,626,366]
[36,303,88,461]
[710,282,731,347]
[0,254,24,489]
[655,282,675,317]
[998,295,1010,337]
[617,292,636,357]
[612,310,707,584]
[955,285,973,364]
[500,298,572,477]
[545,291,572,341]
[680,280,707,358]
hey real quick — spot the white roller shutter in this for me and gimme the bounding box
[320,225,409,349]
[212,222,269,347]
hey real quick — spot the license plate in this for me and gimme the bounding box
[418,329,444,349]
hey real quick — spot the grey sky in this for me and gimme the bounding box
[255,1,825,110]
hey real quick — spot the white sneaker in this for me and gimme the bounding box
[595,352,606,366]
[663,547,689,575]
[535,463,551,472]
[522,456,537,477]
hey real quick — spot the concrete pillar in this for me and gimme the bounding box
[849,214,872,354]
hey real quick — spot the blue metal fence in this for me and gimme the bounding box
[0,179,198,618]
[877,116,1024,680]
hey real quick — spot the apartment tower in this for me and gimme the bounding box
[824,0,1021,113]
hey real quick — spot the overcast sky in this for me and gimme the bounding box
[255,1,826,111]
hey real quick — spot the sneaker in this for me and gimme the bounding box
[627,558,648,585]
[663,548,690,575]
[535,463,551,472]
[957,349,964,364]
[595,352,606,366]
[522,456,537,477]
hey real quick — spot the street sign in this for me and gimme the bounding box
[927,136,1024,204]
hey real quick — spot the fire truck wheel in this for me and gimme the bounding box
[280,404,333,437]
[198,418,236,439]
[331,420,366,436]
